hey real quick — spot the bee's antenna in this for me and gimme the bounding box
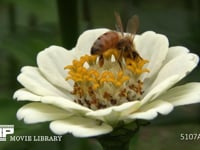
[114,12,124,36]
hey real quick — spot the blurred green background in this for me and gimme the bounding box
[0,0,200,149]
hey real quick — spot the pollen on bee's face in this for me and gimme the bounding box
[65,49,149,110]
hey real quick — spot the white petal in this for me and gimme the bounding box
[75,28,110,55]
[17,102,70,123]
[143,46,190,90]
[159,82,200,106]
[17,66,69,98]
[163,46,189,65]
[41,96,91,113]
[50,116,113,137]
[128,100,173,120]
[37,45,76,91]
[14,89,88,114]
[15,90,91,114]
[13,88,41,101]
[148,53,199,91]
[135,31,169,80]
[86,101,141,124]
[141,75,181,105]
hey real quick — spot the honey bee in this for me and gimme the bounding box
[91,12,142,67]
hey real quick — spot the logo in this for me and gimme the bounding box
[0,125,14,141]
[0,125,62,142]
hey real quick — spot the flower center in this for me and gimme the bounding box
[65,49,149,110]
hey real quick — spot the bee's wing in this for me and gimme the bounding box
[114,12,124,36]
[126,15,139,37]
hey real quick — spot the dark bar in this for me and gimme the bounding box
[56,0,78,49]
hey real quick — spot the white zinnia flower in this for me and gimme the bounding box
[14,29,200,137]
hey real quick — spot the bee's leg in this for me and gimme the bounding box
[117,51,123,69]
[99,55,104,67]
[132,51,142,61]
[117,59,123,69]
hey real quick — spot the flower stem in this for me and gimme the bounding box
[97,122,140,150]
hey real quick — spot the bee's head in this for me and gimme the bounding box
[116,37,133,52]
